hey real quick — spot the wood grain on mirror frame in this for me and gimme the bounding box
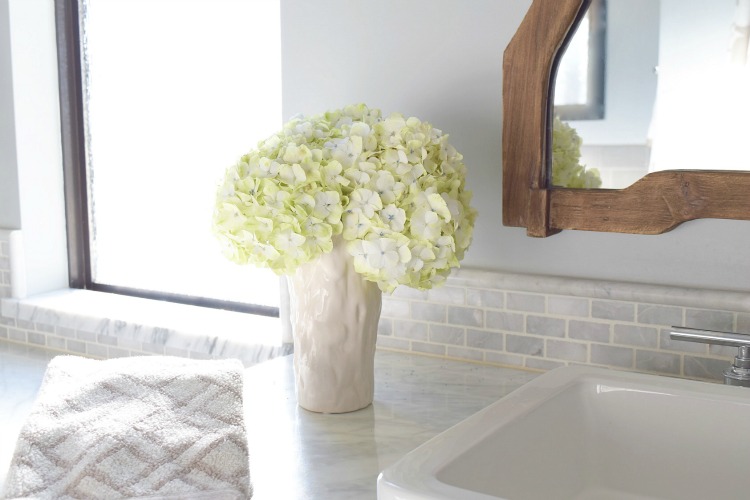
[502,0,750,237]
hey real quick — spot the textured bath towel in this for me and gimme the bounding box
[2,355,251,499]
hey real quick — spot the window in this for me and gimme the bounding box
[56,0,282,315]
[554,0,606,121]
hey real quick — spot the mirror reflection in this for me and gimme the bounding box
[552,0,750,189]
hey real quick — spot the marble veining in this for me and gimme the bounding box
[1,289,291,365]
[0,342,59,492]
[244,351,538,499]
[0,341,538,499]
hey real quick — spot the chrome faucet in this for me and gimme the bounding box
[670,327,750,387]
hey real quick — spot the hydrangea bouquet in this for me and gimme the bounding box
[551,116,602,189]
[213,104,477,293]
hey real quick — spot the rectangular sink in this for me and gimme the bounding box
[377,366,750,500]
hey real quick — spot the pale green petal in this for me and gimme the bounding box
[213,103,477,290]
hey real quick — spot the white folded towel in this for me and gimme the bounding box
[2,356,251,499]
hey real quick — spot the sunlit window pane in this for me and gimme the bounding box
[81,0,281,307]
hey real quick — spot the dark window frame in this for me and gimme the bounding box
[54,0,279,318]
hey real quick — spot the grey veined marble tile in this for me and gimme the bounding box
[485,311,523,333]
[637,304,683,326]
[26,332,46,346]
[8,328,26,343]
[447,306,483,328]
[591,344,633,368]
[426,286,466,305]
[737,313,750,334]
[429,324,465,346]
[684,309,734,332]
[466,289,505,309]
[506,292,545,313]
[547,296,589,318]
[381,298,410,319]
[506,334,544,357]
[466,329,504,351]
[568,320,611,343]
[526,316,565,338]
[592,300,635,322]
[635,350,680,375]
[613,324,659,348]
[377,318,392,336]
[411,302,446,322]
[393,320,428,341]
[683,356,727,382]
[546,340,587,363]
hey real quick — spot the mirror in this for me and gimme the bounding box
[502,0,750,237]
[552,0,750,190]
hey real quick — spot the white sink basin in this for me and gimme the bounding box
[377,365,750,500]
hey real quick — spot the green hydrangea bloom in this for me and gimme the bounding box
[551,116,602,189]
[213,104,477,293]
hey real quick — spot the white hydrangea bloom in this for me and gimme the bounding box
[213,104,477,291]
[379,204,406,233]
[347,188,383,218]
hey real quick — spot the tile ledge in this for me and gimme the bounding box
[1,289,289,364]
[450,268,750,313]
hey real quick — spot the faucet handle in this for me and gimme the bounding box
[670,326,750,386]
[670,326,750,348]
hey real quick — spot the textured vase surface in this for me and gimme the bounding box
[288,237,382,413]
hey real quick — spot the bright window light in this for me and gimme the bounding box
[82,0,281,307]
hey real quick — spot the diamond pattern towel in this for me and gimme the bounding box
[2,356,251,499]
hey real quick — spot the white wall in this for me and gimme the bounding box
[2,0,68,295]
[0,0,20,229]
[281,0,750,293]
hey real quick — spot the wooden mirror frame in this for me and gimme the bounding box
[502,0,750,237]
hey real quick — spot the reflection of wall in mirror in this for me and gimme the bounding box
[649,0,750,172]
[555,15,590,106]
[729,0,750,64]
[557,0,660,189]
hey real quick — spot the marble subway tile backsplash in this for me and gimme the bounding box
[378,269,750,382]
[1,230,749,382]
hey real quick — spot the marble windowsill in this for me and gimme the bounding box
[0,341,539,499]
[1,289,291,365]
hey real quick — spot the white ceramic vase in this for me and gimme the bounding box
[287,236,382,413]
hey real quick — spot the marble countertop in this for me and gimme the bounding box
[243,350,539,499]
[0,342,61,493]
[0,340,539,499]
